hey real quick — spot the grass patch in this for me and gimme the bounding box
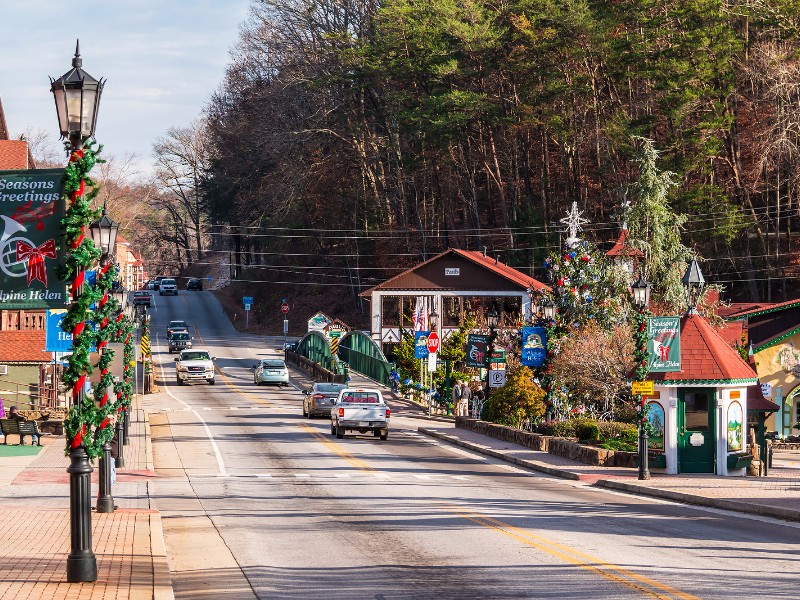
[598,439,637,452]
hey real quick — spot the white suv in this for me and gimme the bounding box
[175,349,215,385]
[159,278,178,296]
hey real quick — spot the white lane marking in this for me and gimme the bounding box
[256,474,273,478]
[412,474,432,480]
[335,473,351,478]
[155,333,229,477]
[295,474,310,478]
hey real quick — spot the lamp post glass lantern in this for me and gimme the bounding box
[89,206,119,260]
[50,40,105,149]
[682,258,705,311]
[542,300,556,322]
[631,275,651,310]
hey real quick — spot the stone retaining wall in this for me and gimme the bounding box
[455,417,638,468]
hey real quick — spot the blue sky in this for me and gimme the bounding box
[0,0,250,176]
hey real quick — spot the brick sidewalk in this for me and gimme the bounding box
[0,399,173,599]
[419,425,800,522]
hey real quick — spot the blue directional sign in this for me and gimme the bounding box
[243,296,254,307]
[414,331,430,359]
[46,309,72,352]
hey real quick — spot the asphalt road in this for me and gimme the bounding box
[144,290,800,599]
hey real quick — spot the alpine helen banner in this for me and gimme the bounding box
[0,169,66,309]
[648,316,681,372]
[521,326,547,367]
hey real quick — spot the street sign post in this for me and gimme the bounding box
[426,331,440,353]
[488,369,506,388]
[243,297,253,328]
[632,380,654,396]
[281,302,289,314]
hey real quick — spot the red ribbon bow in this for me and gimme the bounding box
[16,239,56,286]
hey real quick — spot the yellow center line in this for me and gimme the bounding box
[442,502,700,600]
[298,423,377,474]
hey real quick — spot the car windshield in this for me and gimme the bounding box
[340,392,380,403]
[261,360,285,368]
[173,333,190,340]
[317,384,346,394]
[162,279,176,285]
[169,321,188,328]
[134,292,148,296]
[182,352,210,361]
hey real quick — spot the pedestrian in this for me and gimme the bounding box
[7,406,25,422]
[452,381,463,415]
[460,382,472,417]
[0,397,5,419]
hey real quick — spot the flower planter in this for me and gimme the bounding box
[633,453,667,469]
[727,453,753,470]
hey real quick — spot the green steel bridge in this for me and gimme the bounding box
[293,330,392,386]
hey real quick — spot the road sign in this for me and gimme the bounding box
[632,380,654,396]
[244,304,251,311]
[243,296,253,307]
[488,369,506,388]
[427,331,440,353]
[281,302,289,314]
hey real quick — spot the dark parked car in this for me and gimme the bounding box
[187,278,203,291]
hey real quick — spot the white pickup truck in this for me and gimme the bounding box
[330,388,390,440]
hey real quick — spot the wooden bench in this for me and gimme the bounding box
[0,419,42,446]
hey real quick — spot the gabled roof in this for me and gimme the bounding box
[605,228,644,258]
[649,313,758,384]
[360,248,548,296]
[722,298,800,320]
[0,330,48,362]
[0,97,9,140]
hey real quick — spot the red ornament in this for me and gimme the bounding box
[581,255,589,262]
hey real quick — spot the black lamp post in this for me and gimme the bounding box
[90,205,119,513]
[484,305,500,411]
[682,257,705,313]
[632,274,652,480]
[51,41,104,583]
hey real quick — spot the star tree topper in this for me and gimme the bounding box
[560,201,590,248]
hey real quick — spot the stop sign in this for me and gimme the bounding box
[427,331,440,353]
[281,302,289,314]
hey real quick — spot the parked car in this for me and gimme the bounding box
[253,358,289,386]
[159,278,178,296]
[187,278,203,291]
[147,280,155,290]
[175,349,215,385]
[168,332,193,353]
[153,276,166,291]
[131,291,151,307]
[330,388,389,440]
[303,382,347,418]
[167,320,189,338]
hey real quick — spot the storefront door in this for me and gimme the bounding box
[678,389,716,473]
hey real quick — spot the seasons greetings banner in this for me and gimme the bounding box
[0,169,67,308]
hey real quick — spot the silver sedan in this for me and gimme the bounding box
[303,382,347,417]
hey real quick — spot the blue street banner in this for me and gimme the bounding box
[648,316,681,372]
[466,334,491,368]
[45,309,72,352]
[414,331,430,359]
[0,168,67,309]
[521,326,547,367]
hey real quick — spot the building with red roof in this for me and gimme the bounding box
[646,312,758,476]
[360,248,548,348]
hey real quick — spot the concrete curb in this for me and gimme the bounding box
[400,413,456,424]
[418,427,580,481]
[594,479,800,523]
[150,511,176,600]
[418,427,800,522]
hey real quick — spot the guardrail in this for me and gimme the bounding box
[285,351,347,383]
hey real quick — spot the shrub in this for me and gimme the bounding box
[483,367,546,429]
[599,439,637,452]
[598,421,638,442]
[576,422,600,442]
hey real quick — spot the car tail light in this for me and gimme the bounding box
[338,407,344,417]
[313,394,325,400]
[386,408,390,418]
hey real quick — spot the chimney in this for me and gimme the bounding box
[495,252,500,265]
[482,247,487,257]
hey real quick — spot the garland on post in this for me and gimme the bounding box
[632,307,652,432]
[91,262,120,451]
[57,141,104,457]
[113,312,135,416]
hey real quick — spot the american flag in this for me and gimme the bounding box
[413,296,429,331]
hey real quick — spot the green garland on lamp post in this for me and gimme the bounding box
[631,275,652,480]
[56,141,105,458]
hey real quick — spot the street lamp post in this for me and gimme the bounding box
[51,40,105,583]
[428,308,439,417]
[90,205,119,513]
[484,305,500,415]
[111,284,128,462]
[631,274,652,481]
